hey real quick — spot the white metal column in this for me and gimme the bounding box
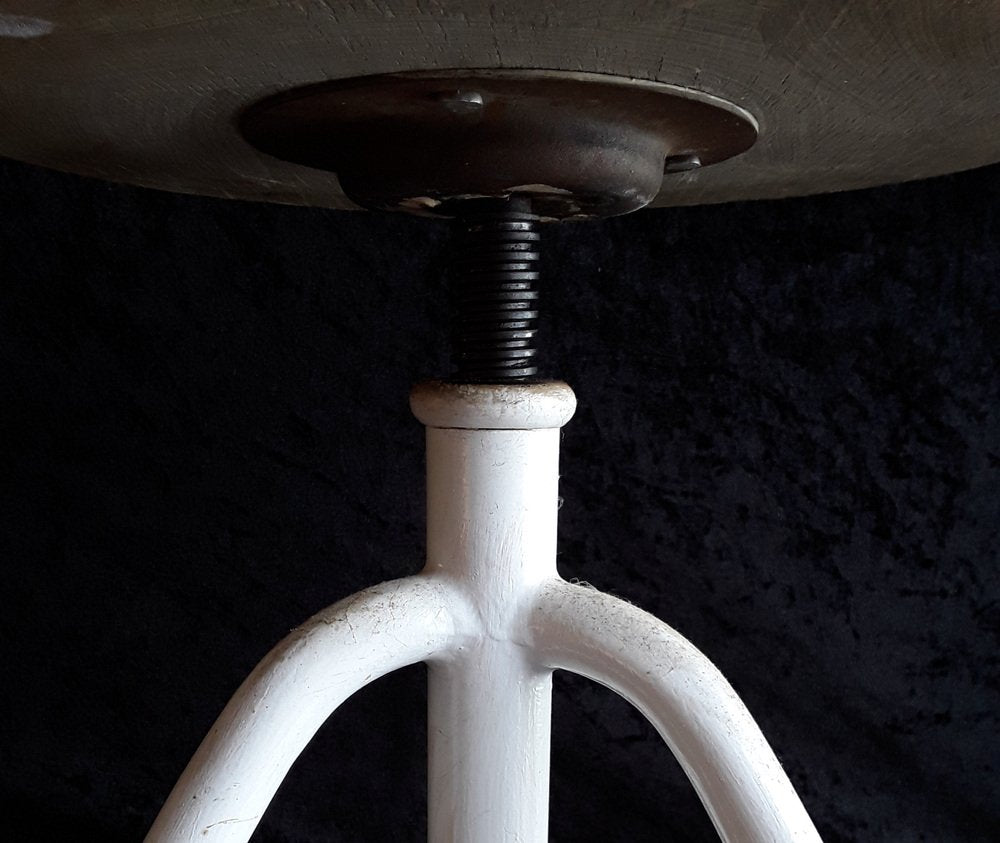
[415,381,572,843]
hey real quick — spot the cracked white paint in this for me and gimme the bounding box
[147,380,819,843]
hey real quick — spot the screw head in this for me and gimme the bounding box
[435,89,485,115]
[664,153,702,173]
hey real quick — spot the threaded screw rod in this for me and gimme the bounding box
[449,199,541,383]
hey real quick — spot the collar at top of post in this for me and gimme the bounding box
[410,380,577,430]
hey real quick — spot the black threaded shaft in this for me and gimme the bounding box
[449,199,541,383]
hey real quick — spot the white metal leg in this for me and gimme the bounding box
[145,577,465,842]
[147,380,821,842]
[529,578,820,842]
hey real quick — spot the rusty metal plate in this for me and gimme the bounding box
[240,70,757,219]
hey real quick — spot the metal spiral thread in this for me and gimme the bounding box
[450,200,541,383]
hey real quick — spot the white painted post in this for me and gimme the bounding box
[411,380,577,843]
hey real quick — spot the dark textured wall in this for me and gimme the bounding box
[1,156,997,842]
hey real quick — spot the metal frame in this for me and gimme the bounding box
[147,380,821,842]
[239,70,758,220]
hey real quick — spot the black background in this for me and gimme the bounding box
[1,156,998,841]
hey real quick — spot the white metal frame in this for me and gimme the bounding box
[147,380,821,842]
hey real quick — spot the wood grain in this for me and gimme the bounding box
[0,1,998,209]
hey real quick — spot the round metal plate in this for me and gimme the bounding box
[240,71,757,219]
[0,1,998,209]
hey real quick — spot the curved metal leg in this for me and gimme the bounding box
[528,578,822,843]
[145,575,464,843]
